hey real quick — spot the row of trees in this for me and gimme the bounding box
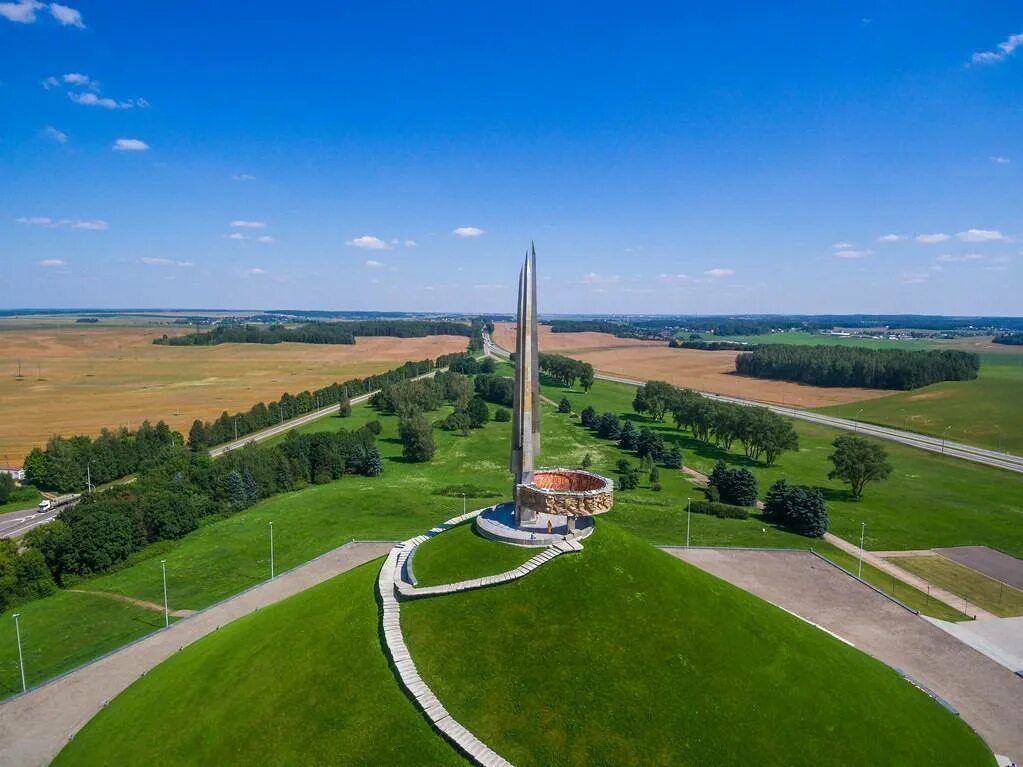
[538,353,595,390]
[735,345,980,390]
[23,421,181,493]
[632,381,799,466]
[474,374,515,407]
[993,333,1023,346]
[670,338,756,351]
[22,424,384,584]
[579,407,684,469]
[155,319,474,346]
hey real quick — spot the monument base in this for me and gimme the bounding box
[476,503,595,548]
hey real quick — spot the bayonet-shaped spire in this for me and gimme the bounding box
[511,243,540,512]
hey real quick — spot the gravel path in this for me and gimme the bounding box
[0,540,393,767]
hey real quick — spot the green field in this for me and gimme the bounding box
[542,370,1023,558]
[412,521,535,587]
[52,561,466,767]
[402,523,993,766]
[889,555,1023,618]
[822,353,1023,455]
[709,330,938,350]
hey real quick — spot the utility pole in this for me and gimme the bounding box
[858,522,866,578]
[161,560,169,627]
[13,614,26,693]
[86,462,92,493]
[462,493,466,517]
[941,425,952,455]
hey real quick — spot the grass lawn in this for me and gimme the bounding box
[51,561,465,767]
[402,523,993,767]
[0,590,169,697]
[821,353,1023,455]
[812,542,970,622]
[411,521,535,587]
[888,556,1023,618]
[0,485,42,514]
[538,369,1023,558]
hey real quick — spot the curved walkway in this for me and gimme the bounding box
[377,509,583,766]
[0,540,393,767]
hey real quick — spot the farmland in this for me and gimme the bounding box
[0,320,468,463]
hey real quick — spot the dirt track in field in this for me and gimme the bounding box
[0,326,467,464]
[494,322,886,408]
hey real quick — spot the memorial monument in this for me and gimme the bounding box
[476,244,614,546]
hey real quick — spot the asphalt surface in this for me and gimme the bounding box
[0,506,62,539]
[935,547,1023,591]
[483,333,1023,474]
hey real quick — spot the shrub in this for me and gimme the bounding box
[364,419,382,435]
[338,398,352,417]
[558,397,572,414]
[763,479,828,537]
[649,466,660,484]
[493,407,511,422]
[580,405,597,428]
[690,500,750,519]
[651,482,662,492]
[707,461,759,506]
[581,452,593,469]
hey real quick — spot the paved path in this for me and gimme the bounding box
[669,547,1023,763]
[0,540,393,767]
[483,333,1023,474]
[823,532,998,620]
[66,589,195,618]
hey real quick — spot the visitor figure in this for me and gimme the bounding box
[546,519,553,534]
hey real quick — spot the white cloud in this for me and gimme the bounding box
[70,91,121,108]
[580,272,620,285]
[49,2,83,27]
[112,138,149,151]
[971,32,1023,65]
[226,232,246,241]
[141,257,191,267]
[956,228,1005,242]
[832,241,853,249]
[365,259,384,268]
[877,233,904,242]
[256,235,275,244]
[39,258,65,266]
[915,233,950,244]
[244,267,266,276]
[990,156,1011,164]
[68,219,108,230]
[16,216,52,225]
[42,76,60,89]
[704,268,736,278]
[0,1,43,24]
[346,235,390,249]
[403,239,417,247]
[937,253,985,263]
[231,173,256,181]
[834,249,873,259]
[983,265,1009,272]
[230,220,266,229]
[62,72,93,87]
[902,273,929,284]
[658,273,690,284]
[473,283,504,289]
[43,125,67,143]
[452,226,484,237]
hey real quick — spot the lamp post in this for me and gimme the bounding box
[941,425,952,455]
[13,614,26,693]
[461,493,466,517]
[269,521,275,579]
[858,522,866,578]
[160,559,169,627]
[686,498,691,548]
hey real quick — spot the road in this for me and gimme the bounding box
[0,507,61,539]
[483,333,1023,474]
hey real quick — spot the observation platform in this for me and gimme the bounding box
[476,502,595,548]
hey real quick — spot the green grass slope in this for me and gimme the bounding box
[52,561,464,767]
[412,520,536,587]
[402,524,993,767]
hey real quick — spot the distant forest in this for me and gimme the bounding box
[993,333,1023,346]
[154,319,474,346]
[735,346,980,390]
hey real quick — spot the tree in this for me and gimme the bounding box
[615,459,640,490]
[763,479,828,537]
[580,405,597,428]
[0,474,14,504]
[363,447,383,477]
[558,397,572,414]
[479,357,497,374]
[636,427,665,462]
[493,407,511,422]
[188,420,208,451]
[649,466,660,484]
[581,452,593,469]
[579,366,595,392]
[632,380,675,421]
[23,447,49,488]
[618,421,638,451]
[465,396,490,428]
[596,412,621,440]
[442,411,472,436]
[828,435,892,498]
[338,397,352,417]
[399,414,435,462]
[663,445,683,469]
[708,463,759,506]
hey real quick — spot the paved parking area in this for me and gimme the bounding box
[666,547,1023,763]
[935,546,1023,591]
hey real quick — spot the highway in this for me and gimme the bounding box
[483,332,1023,475]
[0,506,63,539]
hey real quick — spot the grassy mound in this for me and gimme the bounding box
[402,524,993,767]
[412,521,536,587]
[53,561,462,767]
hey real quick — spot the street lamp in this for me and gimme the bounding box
[686,498,692,548]
[269,521,275,579]
[461,493,466,517]
[854,408,864,432]
[12,613,26,693]
[858,522,866,578]
[941,425,952,455]
[160,560,169,627]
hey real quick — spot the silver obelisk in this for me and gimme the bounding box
[511,243,540,524]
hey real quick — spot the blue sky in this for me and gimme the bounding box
[2,2,1020,315]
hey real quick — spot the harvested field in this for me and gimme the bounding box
[492,321,661,353]
[0,326,467,464]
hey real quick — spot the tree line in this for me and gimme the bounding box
[538,353,595,390]
[20,424,382,588]
[735,345,980,390]
[154,319,475,347]
[670,338,757,351]
[993,333,1023,346]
